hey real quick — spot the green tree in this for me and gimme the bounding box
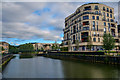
[103,33,115,52]
[2,47,5,51]
[75,40,79,51]
[87,36,93,51]
[9,45,19,54]
[19,43,34,53]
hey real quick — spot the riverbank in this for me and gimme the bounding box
[1,55,15,72]
[42,52,120,65]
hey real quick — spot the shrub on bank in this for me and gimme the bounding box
[20,53,33,58]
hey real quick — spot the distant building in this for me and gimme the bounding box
[63,3,120,51]
[31,43,60,51]
[0,42,9,53]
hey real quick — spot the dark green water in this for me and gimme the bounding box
[2,54,120,78]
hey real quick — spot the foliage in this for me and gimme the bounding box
[20,53,33,58]
[19,43,34,52]
[9,45,19,54]
[60,47,68,51]
[102,33,115,51]
[52,41,60,50]
[75,40,79,51]
[87,36,93,51]
[1,47,5,51]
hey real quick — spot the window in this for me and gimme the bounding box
[95,11,98,14]
[83,21,89,25]
[103,7,105,11]
[93,38,96,42]
[96,22,98,31]
[71,27,72,33]
[83,15,89,20]
[97,33,99,36]
[92,16,95,19]
[93,32,96,36]
[107,8,109,12]
[93,21,95,30]
[104,27,106,33]
[79,17,81,21]
[107,13,109,17]
[79,23,81,30]
[110,9,112,13]
[107,18,109,22]
[111,19,114,22]
[104,22,106,26]
[98,38,100,42]
[110,14,112,18]
[95,5,99,10]
[83,27,89,30]
[77,24,78,31]
[96,16,99,20]
[76,34,77,40]
[84,6,91,11]
[108,23,110,32]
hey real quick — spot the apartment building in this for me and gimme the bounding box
[0,42,9,53]
[63,3,120,51]
[32,43,60,51]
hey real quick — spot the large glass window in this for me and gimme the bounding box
[71,27,72,33]
[83,27,89,30]
[103,7,105,11]
[95,11,98,14]
[96,22,98,31]
[92,16,95,20]
[111,19,114,22]
[107,13,109,17]
[107,8,109,12]
[93,21,95,30]
[93,32,96,36]
[110,14,112,18]
[93,38,96,42]
[84,6,91,11]
[110,9,112,13]
[107,18,109,22]
[104,22,106,26]
[96,16,99,20]
[104,27,106,33]
[98,38,100,42]
[108,23,110,32]
[95,5,99,10]
[83,15,89,20]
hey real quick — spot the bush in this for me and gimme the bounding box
[20,53,33,58]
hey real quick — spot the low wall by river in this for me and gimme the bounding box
[42,52,120,65]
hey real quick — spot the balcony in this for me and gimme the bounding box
[102,18,106,21]
[83,21,89,26]
[111,24,116,27]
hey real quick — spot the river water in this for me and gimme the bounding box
[2,54,120,78]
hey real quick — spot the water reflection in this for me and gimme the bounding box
[2,56,120,78]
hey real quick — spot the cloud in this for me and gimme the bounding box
[2,2,119,44]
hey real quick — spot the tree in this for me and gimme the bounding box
[102,33,115,52]
[2,47,5,51]
[87,36,93,51]
[9,45,19,54]
[75,40,79,51]
[19,43,34,53]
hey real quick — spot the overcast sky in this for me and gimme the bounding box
[1,1,120,45]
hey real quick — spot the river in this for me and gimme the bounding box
[2,54,120,78]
